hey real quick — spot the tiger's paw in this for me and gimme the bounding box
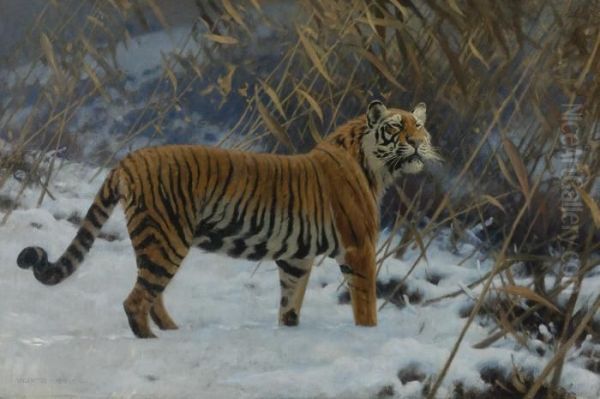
[280,310,299,326]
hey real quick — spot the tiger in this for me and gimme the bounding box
[16,100,439,338]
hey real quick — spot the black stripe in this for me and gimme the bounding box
[243,159,267,239]
[227,157,259,236]
[99,172,117,208]
[170,152,195,235]
[76,228,94,250]
[68,245,84,262]
[91,203,109,219]
[200,156,234,229]
[274,159,295,258]
[85,208,102,229]
[235,156,260,229]
[86,206,103,229]
[190,147,204,195]
[334,136,347,148]
[359,148,376,192]
[248,242,268,260]
[206,154,234,218]
[276,260,307,278]
[60,257,75,273]
[214,154,235,207]
[207,155,255,234]
[308,158,328,254]
[120,163,136,184]
[133,189,148,212]
[136,276,163,295]
[337,200,359,245]
[275,158,289,238]
[197,232,224,251]
[155,159,190,248]
[339,264,366,278]
[266,158,280,238]
[228,239,247,258]
[135,232,159,251]
[329,221,340,258]
[167,156,193,237]
[239,157,273,259]
[215,205,243,240]
[99,190,115,208]
[131,216,186,261]
[293,162,310,259]
[158,242,184,264]
[130,216,153,239]
[183,149,199,217]
[204,153,220,209]
[141,156,172,234]
[138,255,174,278]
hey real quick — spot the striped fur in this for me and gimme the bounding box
[17,101,438,338]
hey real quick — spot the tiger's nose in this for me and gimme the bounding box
[406,138,420,149]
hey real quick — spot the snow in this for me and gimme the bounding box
[115,27,200,83]
[1,162,599,398]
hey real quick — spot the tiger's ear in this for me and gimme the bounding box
[367,100,387,127]
[413,102,426,126]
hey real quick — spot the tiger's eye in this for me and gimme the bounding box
[385,125,397,133]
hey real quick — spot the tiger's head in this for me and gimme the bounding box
[362,100,440,181]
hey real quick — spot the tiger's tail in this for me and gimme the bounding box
[17,168,121,285]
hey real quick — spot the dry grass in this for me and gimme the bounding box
[1,0,599,396]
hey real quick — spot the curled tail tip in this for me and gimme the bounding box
[17,247,48,270]
[17,247,61,286]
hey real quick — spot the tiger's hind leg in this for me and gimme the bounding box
[124,213,191,338]
[150,294,178,330]
[276,259,313,326]
[123,244,188,338]
[119,148,197,338]
[124,250,186,338]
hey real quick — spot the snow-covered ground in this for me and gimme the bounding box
[1,160,599,399]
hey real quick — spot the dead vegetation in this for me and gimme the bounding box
[338,278,423,308]
[1,0,599,397]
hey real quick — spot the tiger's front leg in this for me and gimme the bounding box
[276,258,314,326]
[339,245,378,326]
